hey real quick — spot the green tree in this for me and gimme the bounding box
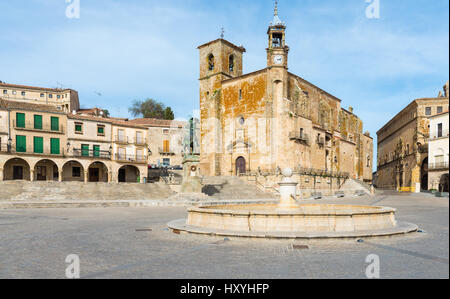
[129,98,175,120]
[163,107,175,120]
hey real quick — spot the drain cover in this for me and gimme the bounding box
[135,228,153,232]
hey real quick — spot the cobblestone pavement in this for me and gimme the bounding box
[0,193,448,279]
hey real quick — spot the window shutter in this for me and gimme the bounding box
[34,115,43,130]
[16,113,25,128]
[50,138,60,155]
[51,117,59,131]
[16,135,26,152]
[34,137,43,154]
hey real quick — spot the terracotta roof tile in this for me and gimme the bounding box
[0,98,63,113]
[0,82,74,92]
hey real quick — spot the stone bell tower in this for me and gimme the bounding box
[198,32,246,176]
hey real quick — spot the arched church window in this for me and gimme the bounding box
[229,55,235,72]
[208,54,215,71]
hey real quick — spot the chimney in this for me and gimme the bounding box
[348,106,354,113]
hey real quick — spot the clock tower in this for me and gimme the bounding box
[267,1,289,69]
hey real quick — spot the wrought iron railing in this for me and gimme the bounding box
[13,120,64,133]
[429,162,449,170]
[73,148,111,159]
[115,154,147,163]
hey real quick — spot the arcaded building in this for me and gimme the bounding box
[198,5,373,185]
[376,81,449,191]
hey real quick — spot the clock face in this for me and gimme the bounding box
[273,55,283,65]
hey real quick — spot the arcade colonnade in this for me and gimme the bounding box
[0,155,147,183]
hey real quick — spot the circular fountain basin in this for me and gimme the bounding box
[168,203,418,239]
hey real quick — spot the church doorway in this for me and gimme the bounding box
[236,157,246,175]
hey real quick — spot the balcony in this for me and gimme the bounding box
[289,131,309,143]
[73,149,111,159]
[430,129,449,140]
[0,143,64,156]
[316,136,325,146]
[429,162,449,170]
[114,136,131,145]
[159,147,175,156]
[115,154,147,164]
[13,120,64,134]
[134,138,147,146]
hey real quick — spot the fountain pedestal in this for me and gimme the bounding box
[277,168,300,211]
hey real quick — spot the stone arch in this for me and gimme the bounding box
[87,161,109,182]
[62,160,85,182]
[33,159,59,181]
[229,54,235,72]
[118,165,141,183]
[207,53,215,71]
[2,157,31,181]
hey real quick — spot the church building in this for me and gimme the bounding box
[198,3,373,184]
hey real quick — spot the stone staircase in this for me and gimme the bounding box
[201,176,277,200]
[0,181,175,202]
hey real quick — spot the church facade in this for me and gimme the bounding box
[198,6,373,184]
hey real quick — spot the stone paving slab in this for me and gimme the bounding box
[0,193,448,279]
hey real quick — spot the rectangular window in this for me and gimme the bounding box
[50,138,60,155]
[40,93,44,98]
[2,90,6,94]
[81,144,89,157]
[16,135,26,153]
[12,90,17,95]
[425,107,432,115]
[93,145,100,157]
[16,113,25,128]
[437,106,443,114]
[438,123,443,138]
[51,117,59,131]
[118,129,125,142]
[57,95,61,99]
[33,137,44,154]
[97,125,105,136]
[21,91,26,96]
[34,115,43,130]
[163,158,170,166]
[72,167,81,177]
[49,94,53,99]
[75,123,83,134]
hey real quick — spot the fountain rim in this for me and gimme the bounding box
[187,203,396,217]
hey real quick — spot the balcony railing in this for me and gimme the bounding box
[114,136,130,144]
[0,143,64,156]
[159,147,175,155]
[73,149,111,159]
[13,120,64,134]
[429,162,449,170]
[289,131,309,143]
[115,154,147,163]
[430,129,449,140]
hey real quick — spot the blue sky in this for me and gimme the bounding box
[0,0,449,168]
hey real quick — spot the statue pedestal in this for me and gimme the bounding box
[171,154,209,201]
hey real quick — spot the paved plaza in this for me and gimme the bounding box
[0,192,448,279]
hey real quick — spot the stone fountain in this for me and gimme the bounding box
[168,168,418,239]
